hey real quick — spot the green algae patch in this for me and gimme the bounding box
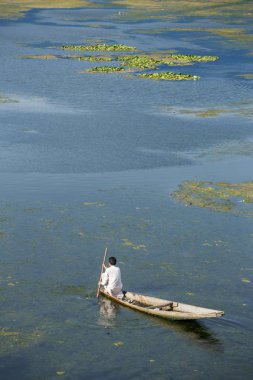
[21,54,58,59]
[62,44,138,52]
[118,54,218,69]
[169,54,219,63]
[172,181,253,216]
[122,238,146,250]
[138,72,200,81]
[0,93,18,104]
[241,278,251,283]
[0,0,94,20]
[180,108,231,118]
[83,201,105,207]
[119,55,163,69]
[0,331,20,336]
[77,56,113,62]
[85,66,125,73]
[238,73,253,80]
[113,341,124,347]
[162,104,253,119]
[111,1,253,23]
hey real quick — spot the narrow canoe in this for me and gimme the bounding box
[100,289,224,320]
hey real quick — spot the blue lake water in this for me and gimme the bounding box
[0,2,253,379]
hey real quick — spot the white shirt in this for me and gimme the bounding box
[101,265,123,297]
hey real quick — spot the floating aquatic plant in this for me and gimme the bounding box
[138,72,200,80]
[172,180,253,216]
[21,54,57,59]
[86,66,125,73]
[0,94,18,104]
[119,55,163,68]
[169,54,219,62]
[238,73,253,80]
[122,238,146,250]
[118,54,218,68]
[77,55,113,62]
[83,201,105,207]
[62,44,138,51]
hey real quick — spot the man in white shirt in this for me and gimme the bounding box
[101,257,123,298]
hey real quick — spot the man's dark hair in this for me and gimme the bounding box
[109,256,117,265]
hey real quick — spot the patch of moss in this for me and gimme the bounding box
[138,72,200,80]
[86,66,125,73]
[62,44,138,52]
[172,180,253,216]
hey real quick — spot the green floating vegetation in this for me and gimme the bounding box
[172,180,253,215]
[170,54,219,62]
[163,104,253,118]
[62,43,138,52]
[119,55,163,68]
[0,93,18,104]
[138,72,200,80]
[113,341,124,347]
[21,54,57,59]
[86,66,125,73]
[238,73,253,80]
[122,238,146,250]
[241,278,251,283]
[118,54,218,69]
[83,201,105,207]
[180,108,231,117]
[77,56,113,62]
[0,331,20,336]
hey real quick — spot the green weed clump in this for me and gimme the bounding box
[62,44,138,51]
[170,54,219,62]
[78,56,113,62]
[172,180,253,215]
[138,72,200,80]
[21,54,57,59]
[119,55,162,68]
[86,66,125,73]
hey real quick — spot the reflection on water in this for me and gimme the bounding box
[98,299,119,328]
[98,296,221,349]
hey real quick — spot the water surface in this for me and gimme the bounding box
[0,1,253,379]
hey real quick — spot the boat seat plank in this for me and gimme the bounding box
[146,302,173,310]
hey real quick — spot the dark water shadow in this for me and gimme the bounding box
[0,354,30,380]
[97,298,222,350]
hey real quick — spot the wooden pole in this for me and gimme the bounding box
[96,247,108,298]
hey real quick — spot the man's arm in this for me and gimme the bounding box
[101,268,109,286]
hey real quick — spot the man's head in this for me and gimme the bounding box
[108,256,117,266]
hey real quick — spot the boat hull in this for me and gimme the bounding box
[100,290,224,321]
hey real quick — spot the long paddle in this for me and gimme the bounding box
[96,247,108,298]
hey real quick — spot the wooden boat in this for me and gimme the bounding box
[100,289,224,320]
